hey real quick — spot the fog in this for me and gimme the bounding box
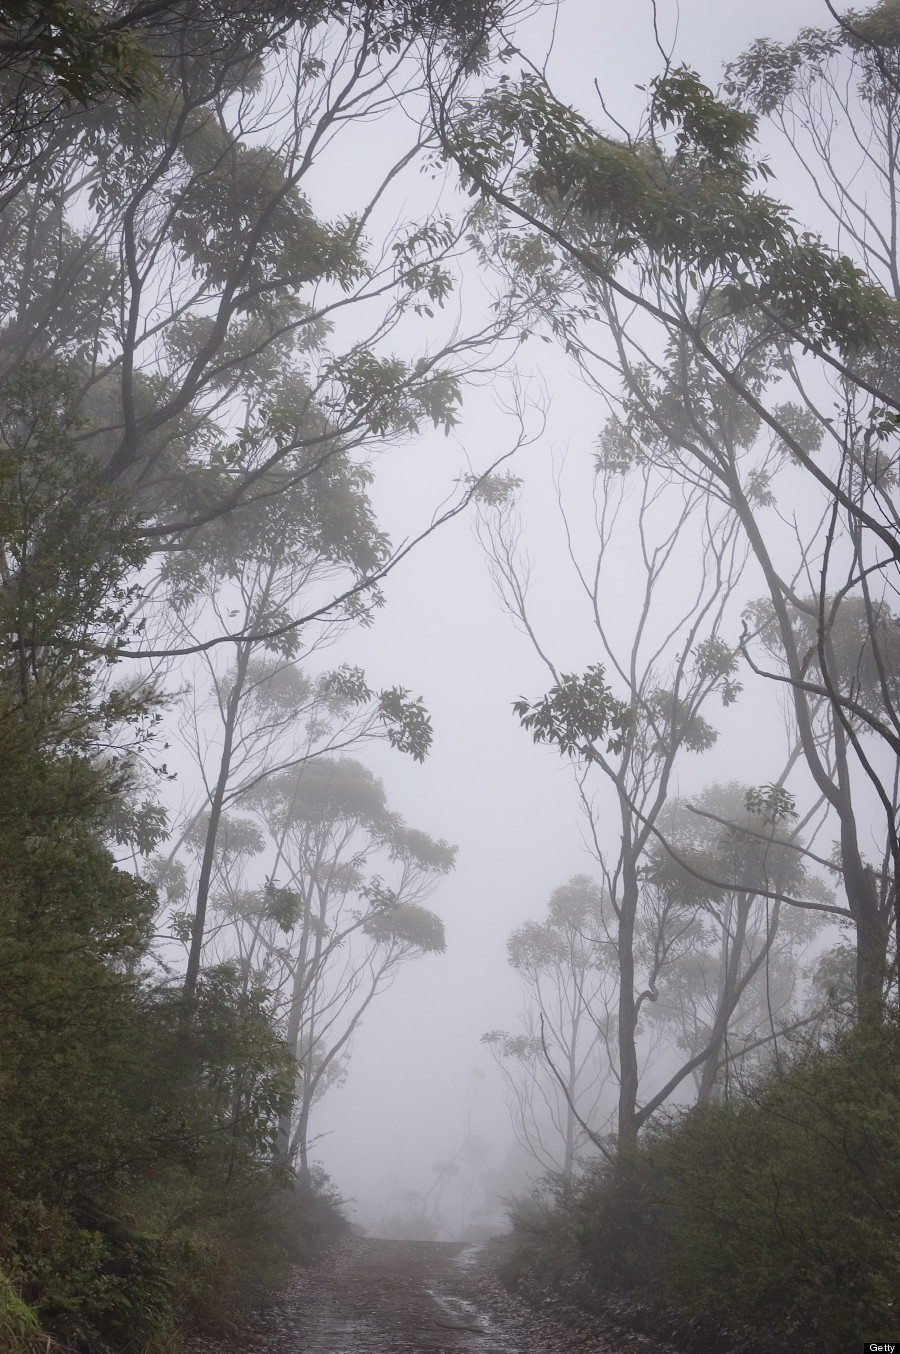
[8,0,900,1347]
[5,0,884,1284]
[277,0,836,1234]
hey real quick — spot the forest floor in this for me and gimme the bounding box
[234,1236,676,1354]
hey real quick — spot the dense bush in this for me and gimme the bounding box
[0,826,346,1354]
[504,1016,900,1354]
[0,938,348,1350]
[0,749,329,1351]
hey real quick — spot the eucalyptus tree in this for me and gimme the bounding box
[437,2,900,1018]
[484,876,615,1178]
[478,443,761,1141]
[719,2,900,1004]
[645,782,830,1102]
[590,320,900,1021]
[479,451,841,1141]
[0,0,540,1017]
[204,756,454,1177]
[0,0,537,567]
[148,419,432,997]
[489,782,829,1158]
[0,0,537,1328]
[0,0,534,836]
[0,0,508,136]
[0,0,159,200]
[157,654,431,995]
[0,0,520,205]
[0,325,302,1353]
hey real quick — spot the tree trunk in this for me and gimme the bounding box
[731,480,890,1024]
[697,894,749,1104]
[563,1030,577,1178]
[617,824,640,1144]
[183,640,251,1003]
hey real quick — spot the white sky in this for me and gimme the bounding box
[306,0,834,1232]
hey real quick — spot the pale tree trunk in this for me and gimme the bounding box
[616,812,641,1145]
[697,895,749,1104]
[183,640,252,1003]
[731,480,891,1023]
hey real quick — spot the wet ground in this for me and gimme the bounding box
[280,1239,511,1352]
[254,1236,648,1354]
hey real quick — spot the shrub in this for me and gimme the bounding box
[507,1015,900,1354]
[0,1268,44,1354]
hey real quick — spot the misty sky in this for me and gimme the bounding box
[305,0,832,1233]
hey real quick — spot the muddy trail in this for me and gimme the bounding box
[279,1239,507,1352]
[250,1237,668,1354]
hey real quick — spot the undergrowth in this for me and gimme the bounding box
[500,1014,900,1354]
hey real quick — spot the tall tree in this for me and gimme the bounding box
[147,418,433,998]
[0,0,540,1025]
[440,4,900,1018]
[0,0,533,564]
[216,757,454,1176]
[646,782,828,1103]
[478,442,785,1141]
[0,0,517,199]
[485,876,615,1178]
[0,357,300,1352]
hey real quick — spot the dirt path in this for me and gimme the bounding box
[278,1239,508,1352]
[258,1237,639,1354]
